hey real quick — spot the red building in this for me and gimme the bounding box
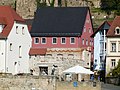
[31,7,93,49]
[29,7,94,75]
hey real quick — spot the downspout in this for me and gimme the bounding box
[5,38,7,73]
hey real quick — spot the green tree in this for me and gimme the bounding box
[111,60,120,77]
[101,0,120,16]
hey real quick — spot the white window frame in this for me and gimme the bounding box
[70,37,75,44]
[19,46,22,58]
[61,37,66,44]
[89,28,91,33]
[82,39,84,45]
[10,43,12,51]
[41,37,46,44]
[16,26,18,34]
[115,26,120,35]
[22,27,25,35]
[111,59,116,67]
[84,26,86,32]
[52,37,57,44]
[111,42,116,52]
[86,39,88,45]
[34,37,39,44]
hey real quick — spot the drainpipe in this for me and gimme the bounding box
[5,38,7,73]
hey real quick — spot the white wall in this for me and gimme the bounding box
[0,40,6,72]
[106,37,120,75]
[6,21,32,74]
[94,32,101,70]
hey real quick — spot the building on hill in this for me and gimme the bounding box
[0,6,32,74]
[30,7,94,76]
[106,16,120,76]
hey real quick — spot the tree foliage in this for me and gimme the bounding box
[36,0,56,7]
[111,60,120,77]
[100,0,120,15]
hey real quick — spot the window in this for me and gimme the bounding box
[70,37,75,44]
[16,26,18,34]
[41,37,46,44]
[111,42,116,52]
[115,27,120,34]
[61,37,66,44]
[19,46,22,58]
[10,43,12,51]
[111,59,116,67]
[82,39,84,45]
[84,27,86,32]
[86,39,88,45]
[34,38,39,44]
[118,42,120,52]
[22,27,25,35]
[52,37,57,44]
[89,28,91,33]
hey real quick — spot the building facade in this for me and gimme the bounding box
[106,16,120,75]
[92,21,112,71]
[0,6,32,74]
[30,7,94,76]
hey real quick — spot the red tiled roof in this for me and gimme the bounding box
[29,48,47,55]
[0,17,6,24]
[0,6,25,37]
[107,16,120,36]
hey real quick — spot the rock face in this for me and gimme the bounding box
[0,0,101,19]
[16,0,37,19]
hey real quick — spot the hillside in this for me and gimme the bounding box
[0,0,114,28]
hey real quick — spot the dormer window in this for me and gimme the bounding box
[115,27,120,35]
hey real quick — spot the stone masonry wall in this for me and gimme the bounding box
[0,74,55,90]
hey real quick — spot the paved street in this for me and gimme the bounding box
[101,83,120,90]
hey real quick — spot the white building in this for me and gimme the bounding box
[0,6,31,74]
[91,21,112,71]
[106,16,120,75]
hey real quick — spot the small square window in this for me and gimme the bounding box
[41,37,46,44]
[70,37,75,44]
[61,37,66,44]
[34,38,39,44]
[52,37,57,44]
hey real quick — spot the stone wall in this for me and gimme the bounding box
[0,74,55,90]
[0,74,101,90]
[29,48,91,76]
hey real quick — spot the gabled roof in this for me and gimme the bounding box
[31,7,89,37]
[91,21,112,37]
[29,48,47,55]
[0,6,25,37]
[107,16,120,37]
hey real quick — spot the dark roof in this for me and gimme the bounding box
[31,7,89,37]
[107,16,120,37]
[91,21,112,37]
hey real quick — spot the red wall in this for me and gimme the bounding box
[32,11,94,49]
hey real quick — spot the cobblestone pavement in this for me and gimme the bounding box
[101,83,120,90]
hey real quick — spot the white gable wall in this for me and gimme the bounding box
[0,40,6,72]
[6,22,31,74]
[94,32,101,70]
